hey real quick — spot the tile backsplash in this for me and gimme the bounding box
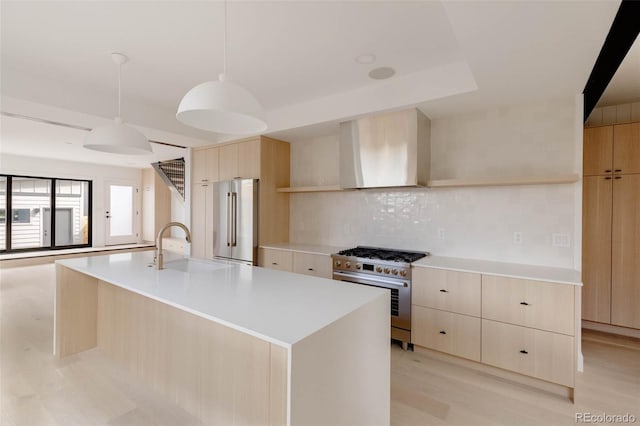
[290,184,576,268]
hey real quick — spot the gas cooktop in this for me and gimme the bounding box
[335,246,429,263]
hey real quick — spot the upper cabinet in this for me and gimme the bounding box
[219,139,261,181]
[584,123,640,176]
[192,147,219,183]
[613,123,640,175]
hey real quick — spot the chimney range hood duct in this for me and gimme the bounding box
[339,108,431,189]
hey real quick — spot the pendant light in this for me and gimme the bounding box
[176,0,267,134]
[84,53,152,155]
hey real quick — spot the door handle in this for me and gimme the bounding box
[231,192,237,246]
[226,192,231,247]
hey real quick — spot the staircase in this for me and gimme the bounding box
[152,158,185,201]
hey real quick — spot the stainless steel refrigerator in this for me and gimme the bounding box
[211,179,258,265]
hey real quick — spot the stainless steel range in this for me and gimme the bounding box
[331,246,429,349]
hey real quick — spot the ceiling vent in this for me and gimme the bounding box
[152,158,185,201]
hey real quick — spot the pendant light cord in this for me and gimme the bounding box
[117,60,122,118]
[223,0,228,78]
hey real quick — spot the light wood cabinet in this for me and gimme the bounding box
[481,320,574,387]
[219,143,239,181]
[482,275,574,336]
[583,126,613,176]
[412,265,578,390]
[192,147,219,183]
[292,252,333,279]
[412,267,481,317]
[582,175,612,323]
[219,139,261,181]
[582,122,640,330]
[611,174,640,329]
[190,183,214,259]
[412,306,480,361]
[613,123,640,175]
[259,248,293,272]
[191,136,290,252]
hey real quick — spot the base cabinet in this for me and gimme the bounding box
[482,319,574,387]
[411,265,578,390]
[292,252,332,279]
[260,248,293,272]
[412,306,480,361]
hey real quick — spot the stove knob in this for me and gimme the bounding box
[356,263,362,270]
[383,267,390,274]
[400,270,407,277]
[335,260,341,267]
[392,268,398,275]
[345,261,351,268]
[376,266,383,273]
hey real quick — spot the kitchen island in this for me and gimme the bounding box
[55,252,389,426]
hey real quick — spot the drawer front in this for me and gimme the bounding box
[482,275,574,335]
[412,267,481,317]
[292,252,332,279]
[412,306,480,361]
[482,320,574,387]
[259,248,292,272]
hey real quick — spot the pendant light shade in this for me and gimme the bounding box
[176,0,267,135]
[85,117,153,155]
[84,53,152,155]
[176,75,267,134]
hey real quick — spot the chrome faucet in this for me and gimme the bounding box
[155,222,192,270]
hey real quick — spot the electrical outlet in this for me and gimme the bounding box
[437,228,446,240]
[513,232,522,245]
[552,233,571,247]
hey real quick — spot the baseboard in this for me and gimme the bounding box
[582,321,640,339]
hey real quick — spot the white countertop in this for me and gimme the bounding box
[259,243,345,256]
[56,252,387,347]
[413,256,582,286]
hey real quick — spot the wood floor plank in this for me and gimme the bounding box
[2,263,639,426]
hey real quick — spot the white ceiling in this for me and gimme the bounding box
[0,0,622,161]
[597,35,640,107]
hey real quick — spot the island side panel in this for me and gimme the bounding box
[270,344,289,426]
[96,280,287,426]
[290,293,390,426]
[54,265,98,359]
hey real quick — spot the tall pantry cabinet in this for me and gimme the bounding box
[582,123,640,329]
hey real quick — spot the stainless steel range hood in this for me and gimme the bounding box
[339,108,430,189]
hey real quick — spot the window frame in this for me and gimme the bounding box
[0,174,93,253]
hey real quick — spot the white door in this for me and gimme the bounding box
[105,182,138,245]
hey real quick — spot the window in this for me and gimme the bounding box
[0,175,92,253]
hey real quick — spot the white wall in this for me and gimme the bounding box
[289,97,581,268]
[0,153,143,247]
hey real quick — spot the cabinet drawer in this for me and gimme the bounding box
[292,252,332,279]
[482,320,574,387]
[412,267,481,317]
[412,306,480,361]
[259,248,292,272]
[482,275,574,335]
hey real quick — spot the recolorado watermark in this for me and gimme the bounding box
[576,413,637,423]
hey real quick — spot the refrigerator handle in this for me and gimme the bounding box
[226,192,232,247]
[231,192,238,246]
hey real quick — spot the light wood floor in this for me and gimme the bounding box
[2,264,639,426]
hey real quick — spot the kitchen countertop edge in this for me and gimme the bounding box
[413,255,582,286]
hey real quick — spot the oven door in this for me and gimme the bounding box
[333,270,411,332]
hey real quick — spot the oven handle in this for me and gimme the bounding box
[333,271,408,289]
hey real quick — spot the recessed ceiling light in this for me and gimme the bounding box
[355,53,376,64]
[368,67,395,80]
